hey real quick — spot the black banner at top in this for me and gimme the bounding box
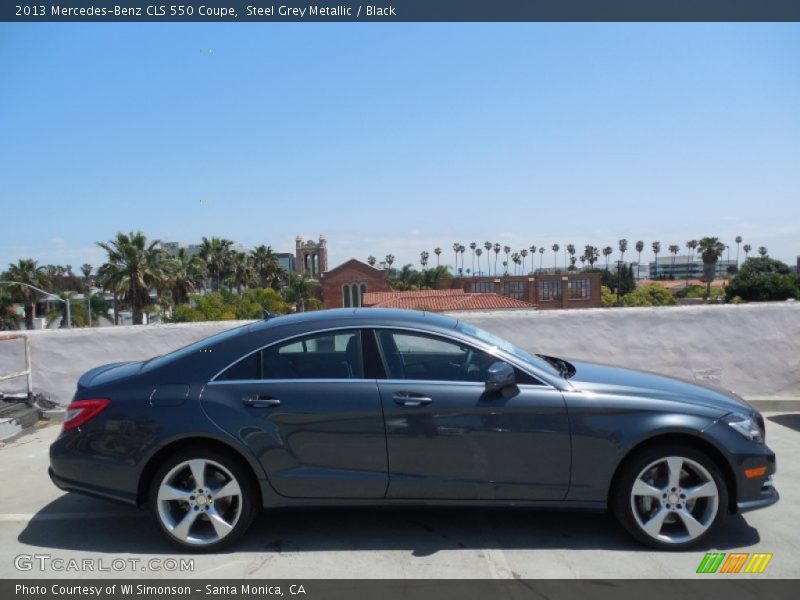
[3,1,800,23]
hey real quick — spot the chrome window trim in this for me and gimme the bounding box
[208,324,563,390]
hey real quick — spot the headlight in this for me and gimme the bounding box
[722,413,764,444]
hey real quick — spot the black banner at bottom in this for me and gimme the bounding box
[4,580,799,600]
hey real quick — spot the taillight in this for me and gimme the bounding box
[63,399,110,431]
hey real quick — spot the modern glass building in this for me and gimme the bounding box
[649,256,737,280]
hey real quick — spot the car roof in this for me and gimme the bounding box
[247,307,459,334]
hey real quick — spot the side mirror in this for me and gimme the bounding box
[485,361,516,394]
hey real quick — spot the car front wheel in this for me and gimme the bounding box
[613,444,728,550]
[148,447,257,551]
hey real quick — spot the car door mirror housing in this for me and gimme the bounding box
[485,361,516,393]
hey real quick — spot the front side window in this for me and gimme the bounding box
[375,329,540,384]
[217,329,364,381]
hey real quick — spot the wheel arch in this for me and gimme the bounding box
[608,432,738,514]
[136,435,264,508]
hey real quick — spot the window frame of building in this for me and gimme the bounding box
[568,278,591,300]
[538,279,562,302]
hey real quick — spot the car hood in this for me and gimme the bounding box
[566,360,754,415]
[77,361,143,390]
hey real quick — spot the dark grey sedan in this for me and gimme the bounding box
[49,308,777,551]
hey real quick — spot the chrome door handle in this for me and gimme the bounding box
[243,395,280,408]
[393,393,433,407]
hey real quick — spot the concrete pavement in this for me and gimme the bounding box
[1,414,798,579]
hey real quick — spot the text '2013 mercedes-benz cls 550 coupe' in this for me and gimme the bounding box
[49,308,778,551]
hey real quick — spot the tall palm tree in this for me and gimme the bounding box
[250,245,283,288]
[283,274,317,312]
[469,242,477,276]
[697,237,726,299]
[433,248,442,266]
[602,246,613,269]
[199,236,234,291]
[4,259,50,329]
[228,251,257,294]
[743,244,752,259]
[420,250,430,270]
[80,263,93,291]
[651,241,661,279]
[384,254,395,270]
[493,243,501,276]
[95,261,124,325]
[584,245,598,268]
[520,248,529,274]
[511,252,520,274]
[566,244,576,266]
[635,240,644,270]
[668,244,680,276]
[367,255,376,267]
[452,243,461,275]
[458,245,466,276]
[734,236,743,271]
[170,247,206,305]
[97,232,169,325]
[685,240,698,283]
[758,246,768,257]
[538,246,545,271]
[475,248,483,275]
[551,244,560,272]
[484,242,493,275]
[579,254,586,270]
[503,246,511,274]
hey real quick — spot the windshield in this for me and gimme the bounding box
[456,322,561,377]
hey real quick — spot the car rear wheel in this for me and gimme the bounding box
[612,444,728,550]
[148,447,257,551]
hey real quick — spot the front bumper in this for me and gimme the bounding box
[737,476,779,513]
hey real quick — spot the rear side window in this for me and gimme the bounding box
[263,330,364,379]
[216,351,260,381]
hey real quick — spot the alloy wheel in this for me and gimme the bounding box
[156,458,243,546]
[629,455,719,545]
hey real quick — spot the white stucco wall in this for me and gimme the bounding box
[1,303,798,406]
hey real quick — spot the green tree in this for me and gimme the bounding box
[97,231,169,325]
[697,236,726,299]
[3,259,51,329]
[170,248,206,305]
[620,284,677,307]
[725,257,799,302]
[250,245,284,288]
[228,251,257,294]
[283,275,318,312]
[199,236,234,291]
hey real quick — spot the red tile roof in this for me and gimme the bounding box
[362,289,533,312]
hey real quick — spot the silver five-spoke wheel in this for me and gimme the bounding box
[156,458,243,546]
[630,455,719,545]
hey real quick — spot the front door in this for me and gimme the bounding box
[373,329,570,501]
[201,329,388,499]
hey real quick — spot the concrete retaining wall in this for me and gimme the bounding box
[1,303,798,406]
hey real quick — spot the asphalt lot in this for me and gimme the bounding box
[1,414,798,579]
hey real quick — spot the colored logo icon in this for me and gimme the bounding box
[696,552,773,574]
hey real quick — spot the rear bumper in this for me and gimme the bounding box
[49,466,137,505]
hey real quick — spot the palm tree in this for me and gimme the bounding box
[95,262,124,325]
[668,244,680,277]
[452,243,461,275]
[579,255,586,270]
[384,254,395,270]
[551,244,560,272]
[734,236,743,271]
[568,256,577,272]
[484,242,493,275]
[420,250,430,270]
[3,259,50,329]
[685,240,698,283]
[584,245,598,268]
[566,244,576,266]
[283,274,317,312]
[250,245,283,288]
[469,242,477,276]
[199,236,234,291]
[228,251,256,294]
[651,241,661,279]
[493,243,501,276]
[97,232,169,325]
[743,244,752,259]
[602,246,613,269]
[458,245,466,276]
[635,240,644,269]
[697,237,726,299]
[511,252,520,274]
[758,246,768,257]
[433,248,442,266]
[80,263,93,291]
[538,246,545,271]
[520,248,529,274]
[475,248,483,275]
[170,248,206,305]
[367,256,376,267]
[503,246,511,274]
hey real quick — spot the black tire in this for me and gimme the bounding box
[148,446,258,552]
[611,443,728,550]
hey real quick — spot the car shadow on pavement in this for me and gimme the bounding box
[19,495,761,556]
[767,413,800,433]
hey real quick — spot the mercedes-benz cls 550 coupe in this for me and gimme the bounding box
[49,308,778,551]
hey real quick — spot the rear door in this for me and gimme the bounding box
[201,329,388,499]
[373,328,571,501]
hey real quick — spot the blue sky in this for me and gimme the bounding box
[1,23,798,271]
